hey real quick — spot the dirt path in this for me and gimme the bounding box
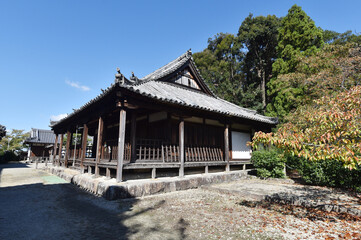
[1,163,361,240]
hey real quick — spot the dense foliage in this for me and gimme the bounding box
[323,30,361,45]
[0,129,29,161]
[0,151,21,164]
[252,84,361,169]
[194,4,361,187]
[251,149,286,179]
[194,33,244,106]
[194,15,281,112]
[266,5,324,119]
[0,124,6,140]
[238,14,280,110]
[287,156,361,191]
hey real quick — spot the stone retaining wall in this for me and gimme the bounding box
[266,192,361,217]
[45,166,249,200]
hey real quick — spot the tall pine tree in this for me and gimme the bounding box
[266,4,324,120]
[238,14,280,110]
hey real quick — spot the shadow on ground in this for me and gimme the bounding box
[0,163,188,240]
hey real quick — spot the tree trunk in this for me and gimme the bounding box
[261,68,266,109]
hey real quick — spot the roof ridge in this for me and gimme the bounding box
[152,80,214,97]
[141,49,192,81]
[31,128,53,132]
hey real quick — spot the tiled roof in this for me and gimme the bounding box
[25,128,56,144]
[121,81,277,124]
[142,50,192,81]
[140,49,216,97]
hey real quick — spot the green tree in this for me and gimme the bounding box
[238,14,280,110]
[323,30,361,45]
[0,124,6,140]
[193,33,244,105]
[267,4,324,119]
[0,129,29,155]
[251,45,361,169]
[251,85,361,170]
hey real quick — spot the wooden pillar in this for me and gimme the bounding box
[69,132,74,166]
[224,124,230,172]
[95,117,104,176]
[81,124,88,173]
[58,134,64,167]
[116,109,127,182]
[179,118,185,177]
[64,131,71,168]
[52,134,58,164]
[130,112,137,162]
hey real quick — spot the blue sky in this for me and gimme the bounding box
[1,0,360,133]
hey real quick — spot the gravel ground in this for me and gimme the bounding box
[1,163,361,240]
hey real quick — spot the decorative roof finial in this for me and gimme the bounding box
[115,67,124,84]
[130,71,139,84]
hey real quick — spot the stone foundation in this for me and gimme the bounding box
[45,166,249,200]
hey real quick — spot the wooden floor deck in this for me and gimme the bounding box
[61,158,252,179]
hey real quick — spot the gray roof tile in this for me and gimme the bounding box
[25,128,56,144]
[122,81,277,124]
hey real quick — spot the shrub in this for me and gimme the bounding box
[286,156,361,192]
[0,151,20,164]
[251,149,286,179]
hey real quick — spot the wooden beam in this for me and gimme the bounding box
[130,111,137,162]
[116,109,127,182]
[95,117,104,176]
[81,124,88,173]
[58,134,64,167]
[64,131,71,168]
[179,118,185,177]
[224,124,230,171]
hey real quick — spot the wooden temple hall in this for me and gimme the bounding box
[51,50,277,182]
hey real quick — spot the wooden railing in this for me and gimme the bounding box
[69,148,82,160]
[186,146,223,162]
[134,139,224,163]
[136,139,164,162]
[100,143,131,163]
[162,145,180,162]
[61,141,224,168]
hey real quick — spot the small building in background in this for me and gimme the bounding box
[24,128,56,161]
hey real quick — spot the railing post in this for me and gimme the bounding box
[117,108,127,182]
[52,134,58,165]
[95,117,104,176]
[64,131,71,168]
[179,118,185,177]
[81,124,88,173]
[130,112,137,162]
[224,124,230,172]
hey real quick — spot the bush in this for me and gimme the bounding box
[0,151,20,164]
[251,149,286,179]
[286,156,361,192]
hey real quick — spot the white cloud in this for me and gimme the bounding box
[65,80,90,91]
[50,113,68,121]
